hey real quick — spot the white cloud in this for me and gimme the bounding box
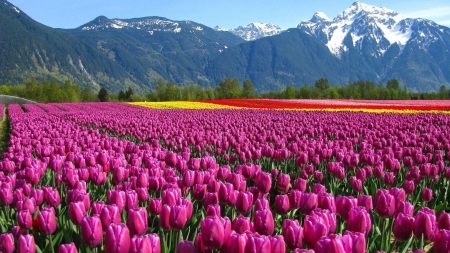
[404,6,450,19]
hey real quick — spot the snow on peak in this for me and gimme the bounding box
[298,1,412,57]
[214,26,228,32]
[311,12,331,22]
[230,22,284,41]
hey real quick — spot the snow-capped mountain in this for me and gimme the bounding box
[297,1,448,58]
[216,22,284,41]
[79,16,206,34]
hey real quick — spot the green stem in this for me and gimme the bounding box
[49,234,55,253]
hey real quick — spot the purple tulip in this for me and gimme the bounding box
[303,214,329,248]
[0,187,13,205]
[69,201,86,225]
[144,233,160,253]
[160,204,172,230]
[347,207,372,235]
[336,195,357,221]
[0,233,14,253]
[18,234,36,253]
[148,198,162,215]
[176,240,196,253]
[232,215,253,234]
[434,229,450,253]
[284,224,303,250]
[299,192,318,215]
[100,204,121,230]
[169,205,188,230]
[276,173,290,193]
[403,180,415,195]
[421,188,433,202]
[395,201,415,217]
[91,201,105,216]
[105,223,131,253]
[438,211,450,230]
[236,191,253,214]
[255,172,272,194]
[218,183,234,205]
[375,189,395,218]
[224,232,247,253]
[201,215,225,249]
[413,207,437,242]
[130,235,151,253]
[275,195,290,215]
[393,213,414,241]
[318,192,336,212]
[81,216,103,247]
[245,233,271,253]
[269,235,285,253]
[38,206,57,234]
[17,210,32,230]
[58,243,78,253]
[357,195,373,211]
[254,209,275,236]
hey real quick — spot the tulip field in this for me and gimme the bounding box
[0,99,449,253]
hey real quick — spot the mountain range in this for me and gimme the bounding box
[1,0,449,93]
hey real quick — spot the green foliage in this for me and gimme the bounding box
[242,79,255,98]
[215,78,242,99]
[0,78,85,102]
[97,87,109,102]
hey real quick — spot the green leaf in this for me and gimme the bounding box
[399,236,413,253]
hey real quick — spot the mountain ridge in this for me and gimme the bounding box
[1,0,449,92]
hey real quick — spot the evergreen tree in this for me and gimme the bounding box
[125,87,134,100]
[98,87,109,102]
[118,90,125,101]
[285,86,296,99]
[314,78,330,98]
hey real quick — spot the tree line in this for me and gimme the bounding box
[1,78,449,103]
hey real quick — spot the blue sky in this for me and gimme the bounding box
[7,0,450,29]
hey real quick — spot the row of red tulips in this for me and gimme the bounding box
[0,102,449,253]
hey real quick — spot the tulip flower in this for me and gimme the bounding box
[438,212,450,230]
[192,184,206,200]
[218,183,234,205]
[176,240,196,253]
[81,216,103,247]
[314,234,346,253]
[284,224,303,250]
[0,187,13,205]
[276,173,290,193]
[69,201,86,225]
[421,188,433,202]
[434,229,450,253]
[336,195,357,221]
[236,191,253,214]
[160,204,172,230]
[0,233,14,253]
[148,198,162,215]
[224,232,247,253]
[38,206,57,235]
[255,172,272,194]
[130,235,151,253]
[403,180,415,195]
[58,243,78,253]
[275,194,290,215]
[105,223,131,253]
[253,209,274,236]
[201,215,225,249]
[144,233,160,253]
[17,210,32,230]
[270,235,285,253]
[413,207,437,242]
[245,233,271,253]
[375,189,395,218]
[100,204,121,230]
[395,201,414,217]
[232,215,253,234]
[18,234,36,253]
[128,208,149,236]
[299,192,318,215]
[91,201,105,216]
[347,207,372,235]
[303,214,329,248]
[393,213,414,241]
[169,205,188,230]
